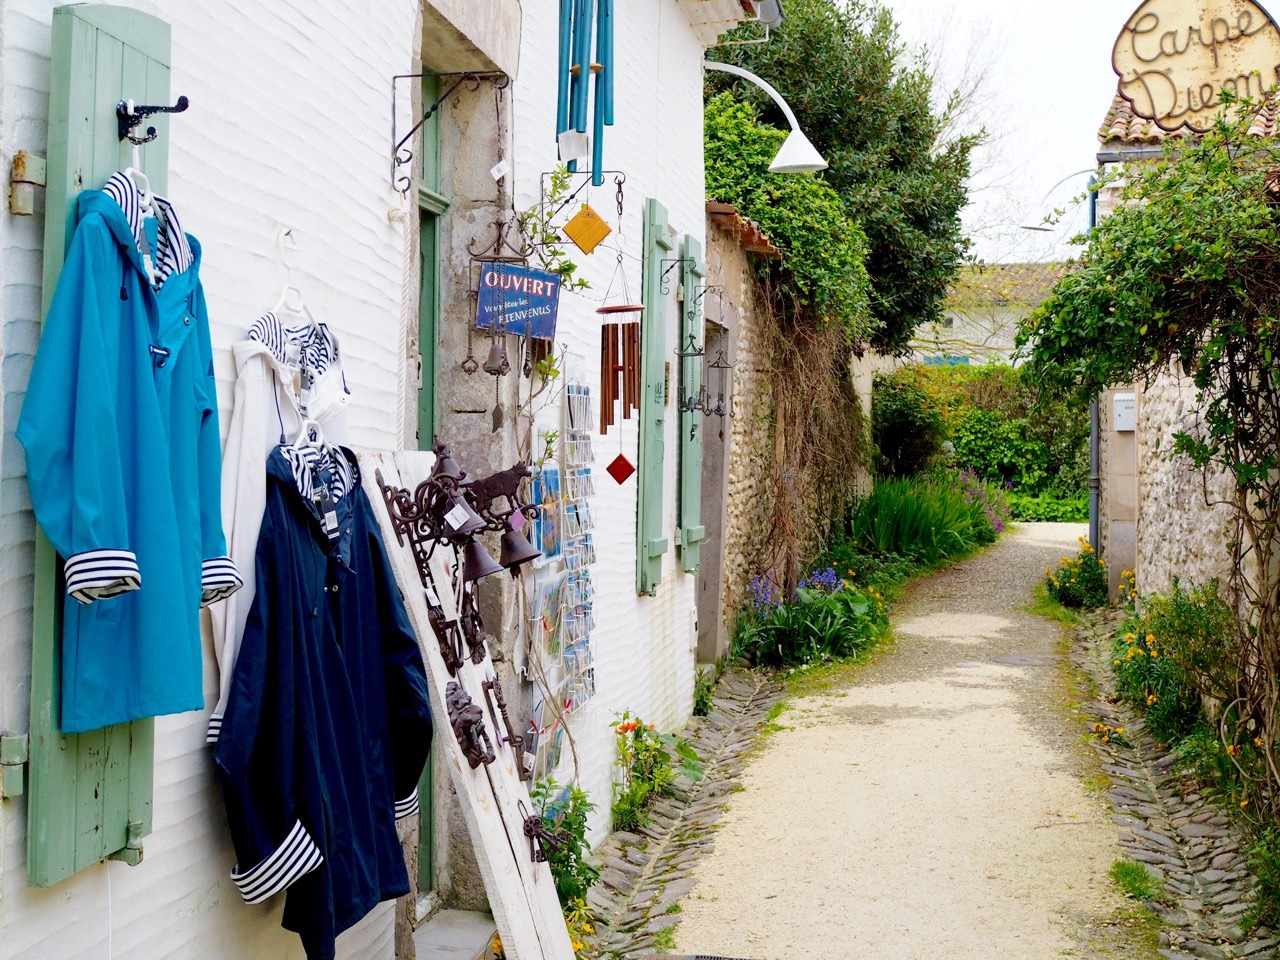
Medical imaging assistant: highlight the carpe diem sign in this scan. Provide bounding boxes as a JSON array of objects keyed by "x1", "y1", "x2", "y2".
[
  {"x1": 475, "y1": 263, "x2": 561, "y2": 341},
  {"x1": 1112, "y1": 0, "x2": 1280, "y2": 133}
]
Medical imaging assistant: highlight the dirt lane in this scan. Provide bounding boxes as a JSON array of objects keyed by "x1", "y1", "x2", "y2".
[{"x1": 675, "y1": 524, "x2": 1149, "y2": 960}]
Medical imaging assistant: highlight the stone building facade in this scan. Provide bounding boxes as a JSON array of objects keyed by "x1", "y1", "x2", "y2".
[{"x1": 1094, "y1": 97, "x2": 1238, "y2": 597}]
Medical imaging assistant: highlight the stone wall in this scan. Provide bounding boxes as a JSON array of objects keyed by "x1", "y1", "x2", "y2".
[
  {"x1": 703, "y1": 220, "x2": 884, "y2": 654},
  {"x1": 1135, "y1": 371, "x2": 1235, "y2": 595}
]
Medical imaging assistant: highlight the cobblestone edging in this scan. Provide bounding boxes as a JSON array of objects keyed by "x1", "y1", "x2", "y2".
[
  {"x1": 1075, "y1": 611, "x2": 1278, "y2": 960},
  {"x1": 585, "y1": 670, "x2": 783, "y2": 959}
]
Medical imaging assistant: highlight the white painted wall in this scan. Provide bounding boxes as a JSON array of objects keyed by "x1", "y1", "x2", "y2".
[
  {"x1": 0, "y1": 1, "x2": 418, "y2": 956},
  {"x1": 510, "y1": 0, "x2": 708, "y2": 844},
  {"x1": 0, "y1": 0, "x2": 720, "y2": 954}
]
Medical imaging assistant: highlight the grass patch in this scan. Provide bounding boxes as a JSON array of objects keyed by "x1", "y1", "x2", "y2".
[
  {"x1": 664, "y1": 900, "x2": 682, "y2": 915},
  {"x1": 652, "y1": 926, "x2": 676, "y2": 952},
  {"x1": 1109, "y1": 858, "x2": 1169, "y2": 903},
  {"x1": 781, "y1": 634, "x2": 898, "y2": 697},
  {"x1": 1027, "y1": 582, "x2": 1080, "y2": 626}
]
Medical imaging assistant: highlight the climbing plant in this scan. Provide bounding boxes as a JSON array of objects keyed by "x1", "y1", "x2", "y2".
[
  {"x1": 704, "y1": 93, "x2": 872, "y2": 338},
  {"x1": 707, "y1": 0, "x2": 978, "y2": 353},
  {"x1": 1019, "y1": 98, "x2": 1280, "y2": 816}
]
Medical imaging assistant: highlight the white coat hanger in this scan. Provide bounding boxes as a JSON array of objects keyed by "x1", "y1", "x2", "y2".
[
  {"x1": 293, "y1": 417, "x2": 328, "y2": 452},
  {"x1": 273, "y1": 228, "x2": 324, "y2": 339}
]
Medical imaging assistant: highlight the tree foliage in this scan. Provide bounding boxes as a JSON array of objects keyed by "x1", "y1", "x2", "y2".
[
  {"x1": 1020, "y1": 101, "x2": 1280, "y2": 815},
  {"x1": 707, "y1": 0, "x2": 978, "y2": 353},
  {"x1": 704, "y1": 93, "x2": 872, "y2": 337}
]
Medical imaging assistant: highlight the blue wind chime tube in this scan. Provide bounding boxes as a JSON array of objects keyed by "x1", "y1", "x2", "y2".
[
  {"x1": 601, "y1": 0, "x2": 614, "y2": 125},
  {"x1": 573, "y1": 0, "x2": 594, "y2": 134},
  {"x1": 557, "y1": 0, "x2": 572, "y2": 145},
  {"x1": 590, "y1": 0, "x2": 610, "y2": 185}
]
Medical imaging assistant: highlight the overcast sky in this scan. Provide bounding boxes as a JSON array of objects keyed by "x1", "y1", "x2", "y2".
[{"x1": 883, "y1": 0, "x2": 1128, "y2": 263}]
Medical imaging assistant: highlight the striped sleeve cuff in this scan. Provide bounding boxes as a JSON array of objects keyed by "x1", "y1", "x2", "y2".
[
  {"x1": 200, "y1": 556, "x2": 243, "y2": 608},
  {"x1": 395, "y1": 788, "x2": 420, "y2": 821},
  {"x1": 230, "y1": 819, "x2": 323, "y2": 904},
  {"x1": 64, "y1": 550, "x2": 141, "y2": 604},
  {"x1": 205, "y1": 713, "x2": 223, "y2": 745}
]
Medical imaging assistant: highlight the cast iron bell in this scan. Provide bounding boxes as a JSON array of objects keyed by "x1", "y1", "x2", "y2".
[
  {"x1": 431, "y1": 444, "x2": 464, "y2": 482},
  {"x1": 499, "y1": 522, "x2": 541, "y2": 570},
  {"x1": 462, "y1": 538, "x2": 504, "y2": 582},
  {"x1": 444, "y1": 493, "x2": 487, "y2": 537},
  {"x1": 482, "y1": 335, "x2": 510, "y2": 376}
]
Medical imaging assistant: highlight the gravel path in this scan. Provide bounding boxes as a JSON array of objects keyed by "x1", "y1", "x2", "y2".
[{"x1": 675, "y1": 523, "x2": 1150, "y2": 960}]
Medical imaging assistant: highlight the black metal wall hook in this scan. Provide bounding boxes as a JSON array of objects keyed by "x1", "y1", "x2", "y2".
[{"x1": 117, "y1": 96, "x2": 189, "y2": 144}]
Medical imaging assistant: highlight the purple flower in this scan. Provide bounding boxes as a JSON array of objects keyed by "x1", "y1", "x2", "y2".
[
  {"x1": 798, "y1": 566, "x2": 840, "y2": 593},
  {"x1": 749, "y1": 574, "x2": 782, "y2": 614}
]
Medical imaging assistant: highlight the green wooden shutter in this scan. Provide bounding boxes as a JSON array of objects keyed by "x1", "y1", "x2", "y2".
[
  {"x1": 27, "y1": 4, "x2": 174, "y2": 886},
  {"x1": 678, "y1": 235, "x2": 706, "y2": 573},
  {"x1": 637, "y1": 199, "x2": 674, "y2": 596}
]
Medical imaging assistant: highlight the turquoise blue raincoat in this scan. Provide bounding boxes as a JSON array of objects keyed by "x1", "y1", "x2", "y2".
[{"x1": 18, "y1": 173, "x2": 239, "y2": 733}]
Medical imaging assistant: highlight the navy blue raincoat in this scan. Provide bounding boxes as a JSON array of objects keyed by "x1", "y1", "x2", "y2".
[{"x1": 213, "y1": 445, "x2": 432, "y2": 960}]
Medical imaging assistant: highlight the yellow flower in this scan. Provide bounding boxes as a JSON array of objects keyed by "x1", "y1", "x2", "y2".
[
  {"x1": 1255, "y1": 738, "x2": 1265, "y2": 748},
  {"x1": 1093, "y1": 723, "x2": 1105, "y2": 732},
  {"x1": 1145, "y1": 633, "x2": 1156, "y2": 644},
  {"x1": 1114, "y1": 659, "x2": 1122, "y2": 665},
  {"x1": 1147, "y1": 694, "x2": 1158, "y2": 705},
  {"x1": 1241, "y1": 798, "x2": 1251, "y2": 809},
  {"x1": 1115, "y1": 727, "x2": 1125, "y2": 734},
  {"x1": 1150, "y1": 650, "x2": 1158, "y2": 658},
  {"x1": 1227, "y1": 744, "x2": 1239, "y2": 757},
  {"x1": 1125, "y1": 632, "x2": 1136, "y2": 643},
  {"x1": 1102, "y1": 735, "x2": 1110, "y2": 743}
]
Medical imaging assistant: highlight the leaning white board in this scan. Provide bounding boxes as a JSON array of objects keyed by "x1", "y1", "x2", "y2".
[{"x1": 361, "y1": 451, "x2": 574, "y2": 960}]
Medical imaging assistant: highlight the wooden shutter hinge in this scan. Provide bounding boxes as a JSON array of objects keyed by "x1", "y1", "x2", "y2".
[
  {"x1": 0, "y1": 734, "x2": 29, "y2": 798},
  {"x1": 108, "y1": 820, "x2": 145, "y2": 866},
  {"x1": 9, "y1": 151, "x2": 46, "y2": 216}
]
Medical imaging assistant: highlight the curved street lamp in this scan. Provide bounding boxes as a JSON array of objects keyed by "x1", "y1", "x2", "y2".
[
  {"x1": 1020, "y1": 167, "x2": 1098, "y2": 232},
  {"x1": 703, "y1": 60, "x2": 828, "y2": 173}
]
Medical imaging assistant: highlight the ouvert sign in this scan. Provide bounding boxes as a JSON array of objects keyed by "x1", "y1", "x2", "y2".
[{"x1": 1113, "y1": 0, "x2": 1280, "y2": 132}]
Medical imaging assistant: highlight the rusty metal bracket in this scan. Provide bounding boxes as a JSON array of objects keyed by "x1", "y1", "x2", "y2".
[
  {"x1": 392, "y1": 72, "x2": 508, "y2": 195},
  {"x1": 446, "y1": 681, "x2": 495, "y2": 769}
]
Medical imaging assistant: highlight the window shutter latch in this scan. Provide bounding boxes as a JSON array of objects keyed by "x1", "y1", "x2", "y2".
[{"x1": 0, "y1": 734, "x2": 29, "y2": 798}]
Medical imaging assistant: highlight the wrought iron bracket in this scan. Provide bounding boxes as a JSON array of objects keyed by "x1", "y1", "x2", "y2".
[
  {"x1": 117, "y1": 96, "x2": 188, "y2": 144},
  {"x1": 392, "y1": 72, "x2": 508, "y2": 195},
  {"x1": 659, "y1": 257, "x2": 694, "y2": 296}
]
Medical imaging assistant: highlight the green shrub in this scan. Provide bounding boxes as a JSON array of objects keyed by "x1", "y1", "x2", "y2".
[
  {"x1": 950, "y1": 408, "x2": 1051, "y2": 491},
  {"x1": 1045, "y1": 537, "x2": 1108, "y2": 608},
  {"x1": 811, "y1": 542, "x2": 922, "y2": 593},
  {"x1": 693, "y1": 669, "x2": 716, "y2": 718},
  {"x1": 1112, "y1": 625, "x2": 1203, "y2": 743},
  {"x1": 877, "y1": 363, "x2": 1090, "y2": 500},
  {"x1": 844, "y1": 472, "x2": 1006, "y2": 563},
  {"x1": 529, "y1": 779, "x2": 599, "y2": 906},
  {"x1": 610, "y1": 712, "x2": 704, "y2": 831},
  {"x1": 872, "y1": 373, "x2": 946, "y2": 477},
  {"x1": 1007, "y1": 491, "x2": 1089, "y2": 522},
  {"x1": 1248, "y1": 827, "x2": 1280, "y2": 929},
  {"x1": 734, "y1": 576, "x2": 889, "y2": 668}
]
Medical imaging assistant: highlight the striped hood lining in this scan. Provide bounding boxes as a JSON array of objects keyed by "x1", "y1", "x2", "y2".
[
  {"x1": 248, "y1": 312, "x2": 339, "y2": 376},
  {"x1": 101, "y1": 172, "x2": 194, "y2": 287},
  {"x1": 279, "y1": 443, "x2": 354, "y2": 505}
]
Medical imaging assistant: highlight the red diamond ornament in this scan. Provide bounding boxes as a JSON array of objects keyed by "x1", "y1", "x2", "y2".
[{"x1": 606, "y1": 454, "x2": 636, "y2": 484}]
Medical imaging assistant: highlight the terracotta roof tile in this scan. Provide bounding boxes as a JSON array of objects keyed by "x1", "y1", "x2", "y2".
[
  {"x1": 1099, "y1": 93, "x2": 1280, "y2": 147},
  {"x1": 705, "y1": 200, "x2": 783, "y2": 259}
]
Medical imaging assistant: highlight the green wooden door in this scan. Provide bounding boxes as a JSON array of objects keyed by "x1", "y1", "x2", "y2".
[
  {"x1": 416, "y1": 74, "x2": 448, "y2": 897},
  {"x1": 637, "y1": 199, "x2": 674, "y2": 596},
  {"x1": 678, "y1": 235, "x2": 706, "y2": 573},
  {"x1": 27, "y1": 4, "x2": 175, "y2": 886}
]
